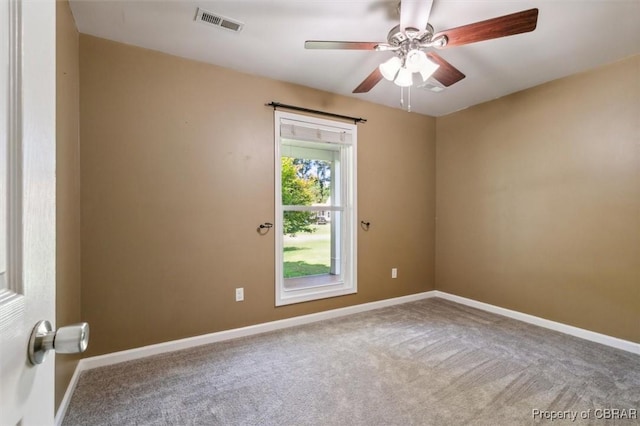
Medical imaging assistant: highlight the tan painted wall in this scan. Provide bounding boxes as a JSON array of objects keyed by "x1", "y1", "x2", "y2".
[
  {"x1": 79, "y1": 35, "x2": 436, "y2": 356},
  {"x1": 55, "y1": 0, "x2": 81, "y2": 411},
  {"x1": 436, "y1": 56, "x2": 640, "y2": 342}
]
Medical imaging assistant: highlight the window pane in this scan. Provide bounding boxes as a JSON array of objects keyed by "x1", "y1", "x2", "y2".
[
  {"x1": 275, "y1": 111, "x2": 356, "y2": 306},
  {"x1": 283, "y1": 219, "x2": 331, "y2": 279},
  {"x1": 281, "y1": 156, "x2": 332, "y2": 207}
]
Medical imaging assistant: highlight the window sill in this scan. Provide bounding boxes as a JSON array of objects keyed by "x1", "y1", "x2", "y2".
[
  {"x1": 276, "y1": 277, "x2": 356, "y2": 306},
  {"x1": 284, "y1": 273, "x2": 342, "y2": 291}
]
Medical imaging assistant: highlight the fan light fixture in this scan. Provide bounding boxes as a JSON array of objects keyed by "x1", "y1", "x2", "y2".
[
  {"x1": 405, "y1": 49, "x2": 427, "y2": 72},
  {"x1": 305, "y1": 7, "x2": 540, "y2": 100},
  {"x1": 379, "y1": 56, "x2": 402, "y2": 81},
  {"x1": 394, "y1": 67, "x2": 413, "y2": 87},
  {"x1": 377, "y1": 50, "x2": 441, "y2": 112},
  {"x1": 419, "y1": 59, "x2": 440, "y2": 81},
  {"x1": 379, "y1": 51, "x2": 440, "y2": 88}
]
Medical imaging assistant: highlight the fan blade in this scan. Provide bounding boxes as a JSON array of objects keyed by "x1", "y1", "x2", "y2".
[
  {"x1": 426, "y1": 52, "x2": 465, "y2": 87},
  {"x1": 401, "y1": 0, "x2": 434, "y2": 31},
  {"x1": 305, "y1": 41, "x2": 382, "y2": 50},
  {"x1": 353, "y1": 68, "x2": 384, "y2": 93},
  {"x1": 434, "y1": 8, "x2": 538, "y2": 48}
]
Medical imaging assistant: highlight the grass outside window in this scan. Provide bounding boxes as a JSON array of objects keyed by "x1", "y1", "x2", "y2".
[{"x1": 283, "y1": 224, "x2": 331, "y2": 278}]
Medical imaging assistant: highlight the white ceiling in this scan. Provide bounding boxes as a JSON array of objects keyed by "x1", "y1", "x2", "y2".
[{"x1": 69, "y1": 0, "x2": 640, "y2": 117}]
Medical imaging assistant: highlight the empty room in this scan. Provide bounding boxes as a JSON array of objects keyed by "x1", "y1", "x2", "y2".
[{"x1": 1, "y1": 0, "x2": 638, "y2": 425}]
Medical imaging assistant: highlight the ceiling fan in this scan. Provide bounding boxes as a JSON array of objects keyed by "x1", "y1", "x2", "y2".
[{"x1": 305, "y1": 1, "x2": 539, "y2": 94}]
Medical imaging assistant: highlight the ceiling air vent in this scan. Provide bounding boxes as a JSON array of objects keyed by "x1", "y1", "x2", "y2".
[
  {"x1": 195, "y1": 8, "x2": 244, "y2": 33},
  {"x1": 417, "y1": 80, "x2": 445, "y2": 93}
]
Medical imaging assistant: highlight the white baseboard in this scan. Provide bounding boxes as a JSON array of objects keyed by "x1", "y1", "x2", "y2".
[
  {"x1": 80, "y1": 291, "x2": 436, "y2": 371},
  {"x1": 56, "y1": 289, "x2": 639, "y2": 425},
  {"x1": 54, "y1": 357, "x2": 83, "y2": 426},
  {"x1": 434, "y1": 291, "x2": 640, "y2": 355},
  {"x1": 55, "y1": 291, "x2": 436, "y2": 424}
]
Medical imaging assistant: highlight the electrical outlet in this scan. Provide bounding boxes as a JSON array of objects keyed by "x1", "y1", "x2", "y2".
[
  {"x1": 235, "y1": 287, "x2": 244, "y2": 302},
  {"x1": 391, "y1": 268, "x2": 397, "y2": 279}
]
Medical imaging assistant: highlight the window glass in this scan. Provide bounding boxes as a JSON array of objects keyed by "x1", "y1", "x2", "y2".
[{"x1": 275, "y1": 112, "x2": 357, "y2": 306}]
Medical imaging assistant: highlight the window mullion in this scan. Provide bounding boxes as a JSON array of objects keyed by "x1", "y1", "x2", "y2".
[{"x1": 283, "y1": 205, "x2": 343, "y2": 212}]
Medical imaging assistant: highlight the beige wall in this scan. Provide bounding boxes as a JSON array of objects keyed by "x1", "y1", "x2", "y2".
[
  {"x1": 55, "y1": 0, "x2": 81, "y2": 411},
  {"x1": 436, "y1": 56, "x2": 640, "y2": 342},
  {"x1": 79, "y1": 35, "x2": 436, "y2": 356},
  {"x1": 76, "y1": 32, "x2": 637, "y2": 361}
]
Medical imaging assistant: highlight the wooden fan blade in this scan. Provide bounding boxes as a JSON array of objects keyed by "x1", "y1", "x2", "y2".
[
  {"x1": 434, "y1": 8, "x2": 538, "y2": 48},
  {"x1": 401, "y1": 0, "x2": 434, "y2": 32},
  {"x1": 353, "y1": 68, "x2": 383, "y2": 93},
  {"x1": 426, "y1": 52, "x2": 465, "y2": 87},
  {"x1": 305, "y1": 41, "x2": 381, "y2": 50}
]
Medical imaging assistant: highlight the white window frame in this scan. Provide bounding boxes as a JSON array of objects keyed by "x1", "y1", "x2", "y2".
[{"x1": 274, "y1": 111, "x2": 357, "y2": 306}]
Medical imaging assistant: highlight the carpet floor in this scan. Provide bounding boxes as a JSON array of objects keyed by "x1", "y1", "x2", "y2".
[{"x1": 62, "y1": 298, "x2": 639, "y2": 425}]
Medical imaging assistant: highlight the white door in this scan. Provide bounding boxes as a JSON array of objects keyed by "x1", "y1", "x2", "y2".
[{"x1": 0, "y1": 0, "x2": 57, "y2": 424}]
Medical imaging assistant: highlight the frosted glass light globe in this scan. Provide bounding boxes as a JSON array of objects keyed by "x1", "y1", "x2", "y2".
[
  {"x1": 394, "y1": 67, "x2": 413, "y2": 87},
  {"x1": 405, "y1": 49, "x2": 428, "y2": 73},
  {"x1": 379, "y1": 56, "x2": 402, "y2": 81}
]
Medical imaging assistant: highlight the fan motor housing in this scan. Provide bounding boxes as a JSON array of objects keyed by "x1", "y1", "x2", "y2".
[{"x1": 387, "y1": 24, "x2": 434, "y2": 47}]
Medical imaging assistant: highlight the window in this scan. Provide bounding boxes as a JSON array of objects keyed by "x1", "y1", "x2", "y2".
[{"x1": 274, "y1": 111, "x2": 357, "y2": 306}]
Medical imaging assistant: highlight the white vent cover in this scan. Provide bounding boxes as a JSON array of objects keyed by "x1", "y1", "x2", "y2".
[
  {"x1": 417, "y1": 80, "x2": 445, "y2": 93},
  {"x1": 195, "y1": 8, "x2": 244, "y2": 33}
]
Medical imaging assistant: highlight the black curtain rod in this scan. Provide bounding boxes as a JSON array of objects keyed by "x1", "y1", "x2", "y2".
[{"x1": 266, "y1": 102, "x2": 367, "y2": 124}]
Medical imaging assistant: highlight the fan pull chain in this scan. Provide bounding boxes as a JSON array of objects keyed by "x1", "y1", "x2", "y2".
[
  {"x1": 400, "y1": 86, "x2": 411, "y2": 112},
  {"x1": 399, "y1": 87, "x2": 412, "y2": 112}
]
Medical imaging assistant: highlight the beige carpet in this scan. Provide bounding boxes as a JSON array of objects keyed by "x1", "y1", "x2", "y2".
[{"x1": 62, "y1": 298, "x2": 639, "y2": 425}]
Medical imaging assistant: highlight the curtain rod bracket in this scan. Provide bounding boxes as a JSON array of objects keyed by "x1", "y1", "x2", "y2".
[{"x1": 266, "y1": 102, "x2": 367, "y2": 124}]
